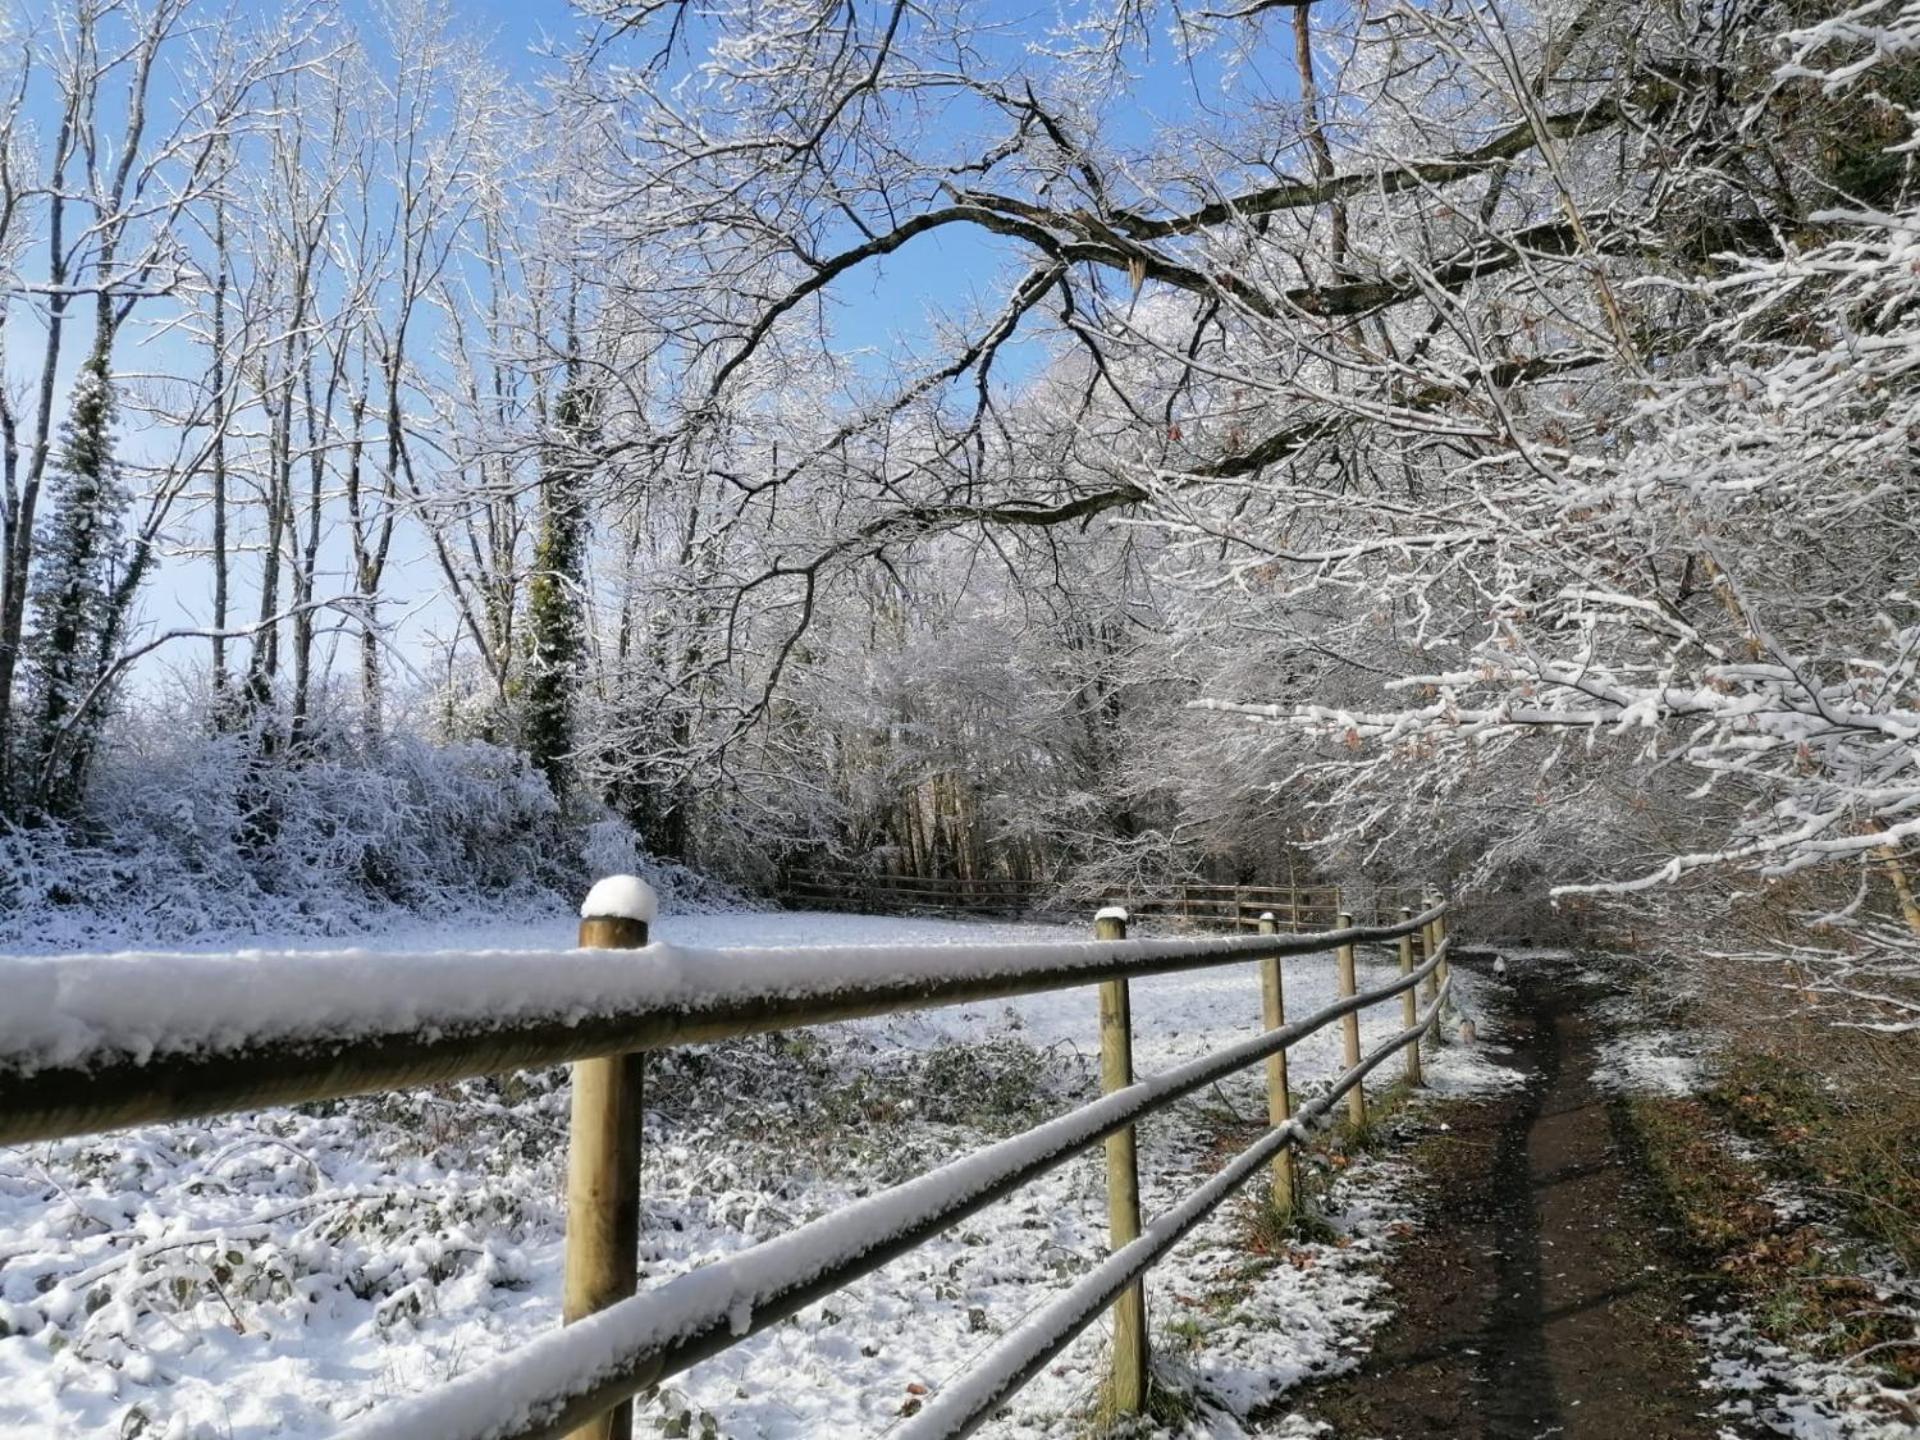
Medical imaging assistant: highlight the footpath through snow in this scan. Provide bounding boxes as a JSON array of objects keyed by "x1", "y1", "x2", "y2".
[{"x1": 1288, "y1": 952, "x2": 1918, "y2": 1440}]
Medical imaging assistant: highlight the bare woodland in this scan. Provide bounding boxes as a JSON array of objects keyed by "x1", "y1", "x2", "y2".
[{"x1": 0, "y1": 0, "x2": 1913, "y2": 1034}]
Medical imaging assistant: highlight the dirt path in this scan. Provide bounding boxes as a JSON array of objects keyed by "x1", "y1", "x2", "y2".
[{"x1": 1282, "y1": 960, "x2": 1720, "y2": 1439}]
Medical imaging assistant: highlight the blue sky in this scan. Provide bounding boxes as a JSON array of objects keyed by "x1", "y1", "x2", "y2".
[
  {"x1": 9, "y1": 0, "x2": 1305, "y2": 693},
  {"x1": 432, "y1": 0, "x2": 1300, "y2": 361}
]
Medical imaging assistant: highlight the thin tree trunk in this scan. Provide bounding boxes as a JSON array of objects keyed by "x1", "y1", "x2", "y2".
[
  {"x1": 209, "y1": 196, "x2": 230, "y2": 713},
  {"x1": 290, "y1": 354, "x2": 326, "y2": 743},
  {"x1": 1292, "y1": 6, "x2": 1348, "y2": 275},
  {"x1": 0, "y1": 109, "x2": 78, "y2": 811}
]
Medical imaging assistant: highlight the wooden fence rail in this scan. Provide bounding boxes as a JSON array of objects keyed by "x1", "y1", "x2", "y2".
[
  {"x1": 0, "y1": 881, "x2": 1452, "y2": 1440},
  {"x1": 780, "y1": 867, "x2": 1420, "y2": 933},
  {"x1": 1108, "y1": 885, "x2": 1423, "y2": 932},
  {"x1": 781, "y1": 869, "x2": 1047, "y2": 914}
]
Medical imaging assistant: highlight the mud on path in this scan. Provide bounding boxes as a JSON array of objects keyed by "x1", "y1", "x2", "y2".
[{"x1": 1280, "y1": 960, "x2": 1720, "y2": 1439}]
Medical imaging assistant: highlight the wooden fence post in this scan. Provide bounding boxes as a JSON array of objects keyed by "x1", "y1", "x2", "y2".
[
  {"x1": 1419, "y1": 912, "x2": 1439, "y2": 1010},
  {"x1": 1094, "y1": 906, "x2": 1148, "y2": 1416},
  {"x1": 1257, "y1": 912, "x2": 1295, "y2": 1216},
  {"x1": 1336, "y1": 911, "x2": 1366, "y2": 1129},
  {"x1": 565, "y1": 878, "x2": 654, "y2": 1440},
  {"x1": 1399, "y1": 907, "x2": 1422, "y2": 1087},
  {"x1": 1432, "y1": 899, "x2": 1450, "y2": 992}
]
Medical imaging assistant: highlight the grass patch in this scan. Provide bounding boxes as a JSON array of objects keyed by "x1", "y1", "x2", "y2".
[
  {"x1": 1617, "y1": 1092, "x2": 1917, "y2": 1390},
  {"x1": 1092, "y1": 1369, "x2": 1210, "y2": 1435},
  {"x1": 1225, "y1": 1071, "x2": 1429, "y2": 1266},
  {"x1": 1244, "y1": 1190, "x2": 1340, "y2": 1250},
  {"x1": 1335, "y1": 1075, "x2": 1421, "y2": 1154},
  {"x1": 1619, "y1": 1095, "x2": 1779, "y2": 1261},
  {"x1": 1708, "y1": 1051, "x2": 1920, "y2": 1273}
]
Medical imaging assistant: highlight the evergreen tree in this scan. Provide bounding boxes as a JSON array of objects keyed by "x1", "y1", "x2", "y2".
[
  {"x1": 26, "y1": 355, "x2": 128, "y2": 816},
  {"x1": 521, "y1": 372, "x2": 595, "y2": 804}
]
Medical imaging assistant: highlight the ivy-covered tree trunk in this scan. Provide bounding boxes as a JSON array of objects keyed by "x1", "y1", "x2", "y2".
[
  {"x1": 522, "y1": 374, "x2": 595, "y2": 805},
  {"x1": 26, "y1": 352, "x2": 127, "y2": 817}
]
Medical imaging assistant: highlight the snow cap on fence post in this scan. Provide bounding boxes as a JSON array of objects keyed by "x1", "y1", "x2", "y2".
[
  {"x1": 1094, "y1": 904, "x2": 1128, "y2": 926},
  {"x1": 581, "y1": 874, "x2": 658, "y2": 927}
]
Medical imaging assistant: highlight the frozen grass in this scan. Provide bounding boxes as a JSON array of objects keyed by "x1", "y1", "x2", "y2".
[
  {"x1": 1595, "y1": 958, "x2": 1919, "y2": 1438},
  {"x1": 1621, "y1": 1093, "x2": 1919, "y2": 1439},
  {"x1": 0, "y1": 910, "x2": 1501, "y2": 1439}
]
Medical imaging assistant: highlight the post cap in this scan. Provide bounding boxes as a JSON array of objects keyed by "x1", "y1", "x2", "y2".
[
  {"x1": 581, "y1": 874, "x2": 658, "y2": 923},
  {"x1": 1095, "y1": 905, "x2": 1129, "y2": 923},
  {"x1": 1259, "y1": 911, "x2": 1275, "y2": 921}
]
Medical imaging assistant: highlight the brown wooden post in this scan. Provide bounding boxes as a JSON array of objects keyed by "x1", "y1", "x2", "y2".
[
  {"x1": 1336, "y1": 911, "x2": 1366, "y2": 1128},
  {"x1": 1420, "y1": 911, "x2": 1440, "y2": 1008},
  {"x1": 1094, "y1": 906, "x2": 1147, "y2": 1415},
  {"x1": 1257, "y1": 912, "x2": 1295, "y2": 1215},
  {"x1": 1399, "y1": 907, "x2": 1422, "y2": 1087},
  {"x1": 565, "y1": 878, "x2": 654, "y2": 1440},
  {"x1": 1432, "y1": 898, "x2": 1450, "y2": 991}
]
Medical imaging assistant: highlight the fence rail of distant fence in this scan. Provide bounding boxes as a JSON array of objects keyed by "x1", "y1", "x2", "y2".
[
  {"x1": 0, "y1": 881, "x2": 1453, "y2": 1440},
  {"x1": 781, "y1": 868, "x2": 1421, "y2": 931}
]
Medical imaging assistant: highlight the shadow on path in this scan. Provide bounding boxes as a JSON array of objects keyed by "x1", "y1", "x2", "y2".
[{"x1": 1273, "y1": 959, "x2": 1718, "y2": 1439}]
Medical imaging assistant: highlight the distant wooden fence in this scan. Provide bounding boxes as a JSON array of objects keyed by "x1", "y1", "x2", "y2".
[
  {"x1": 1101, "y1": 882, "x2": 1422, "y2": 931},
  {"x1": 781, "y1": 868, "x2": 1046, "y2": 914},
  {"x1": 0, "y1": 887, "x2": 1454, "y2": 1440},
  {"x1": 782, "y1": 868, "x2": 1420, "y2": 931}
]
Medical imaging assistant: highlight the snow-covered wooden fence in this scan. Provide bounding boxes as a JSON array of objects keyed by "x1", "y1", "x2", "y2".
[
  {"x1": 0, "y1": 881, "x2": 1452, "y2": 1440},
  {"x1": 1107, "y1": 881, "x2": 1344, "y2": 930},
  {"x1": 782, "y1": 868, "x2": 1048, "y2": 915},
  {"x1": 1102, "y1": 882, "x2": 1424, "y2": 931},
  {"x1": 778, "y1": 868, "x2": 1419, "y2": 934}
]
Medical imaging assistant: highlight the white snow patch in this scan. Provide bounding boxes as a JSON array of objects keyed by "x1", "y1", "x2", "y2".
[
  {"x1": 1592, "y1": 1028, "x2": 1705, "y2": 1097},
  {"x1": 1094, "y1": 905, "x2": 1129, "y2": 923},
  {"x1": 1698, "y1": 1309, "x2": 1918, "y2": 1440},
  {"x1": 1690, "y1": 1130, "x2": 1920, "y2": 1440},
  {"x1": 1586, "y1": 986, "x2": 1711, "y2": 1098},
  {"x1": 1423, "y1": 967, "x2": 1528, "y2": 1095}
]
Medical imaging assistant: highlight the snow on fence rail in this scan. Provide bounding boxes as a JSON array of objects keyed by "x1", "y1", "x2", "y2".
[
  {"x1": 0, "y1": 910, "x2": 1440, "y2": 1145},
  {"x1": 0, "y1": 882, "x2": 1455, "y2": 1440}
]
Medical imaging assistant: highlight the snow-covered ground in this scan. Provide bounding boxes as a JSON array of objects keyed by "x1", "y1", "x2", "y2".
[
  {"x1": 1577, "y1": 971, "x2": 1714, "y2": 1100},
  {"x1": 0, "y1": 909, "x2": 1501, "y2": 1439},
  {"x1": 1591, "y1": 1023, "x2": 1709, "y2": 1099}
]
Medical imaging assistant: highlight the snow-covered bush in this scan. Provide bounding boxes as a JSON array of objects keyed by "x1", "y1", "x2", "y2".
[{"x1": 0, "y1": 687, "x2": 647, "y2": 949}]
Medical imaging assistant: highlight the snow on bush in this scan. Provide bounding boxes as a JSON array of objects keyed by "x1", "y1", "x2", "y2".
[
  {"x1": 578, "y1": 821, "x2": 748, "y2": 916},
  {"x1": 0, "y1": 693, "x2": 743, "y2": 953}
]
